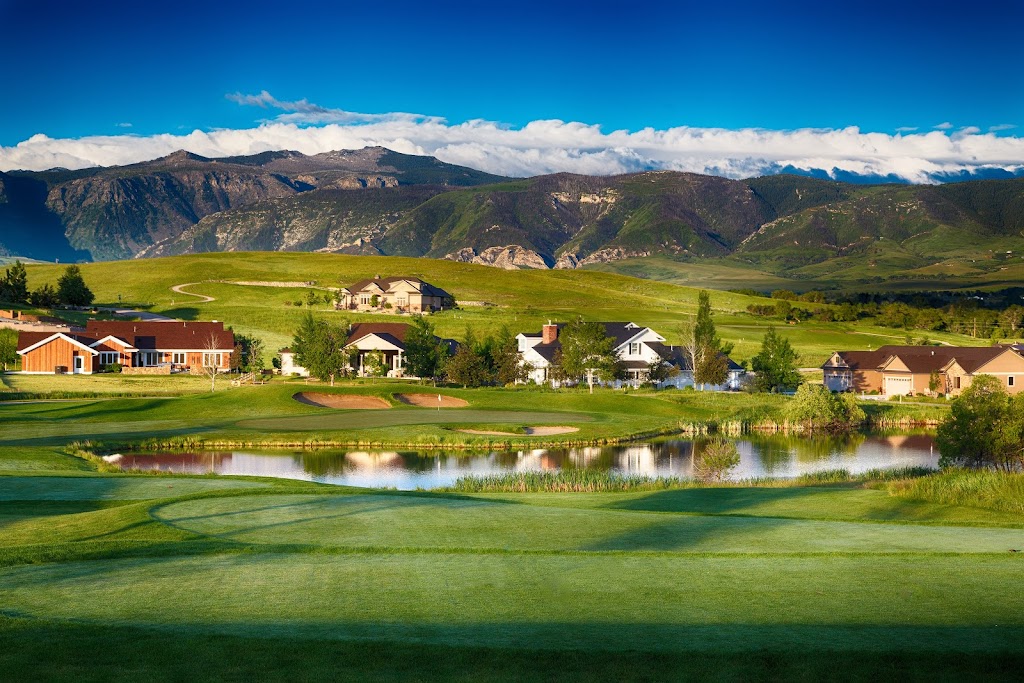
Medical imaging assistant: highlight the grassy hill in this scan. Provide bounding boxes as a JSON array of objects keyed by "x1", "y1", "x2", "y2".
[{"x1": 22, "y1": 252, "x2": 988, "y2": 364}]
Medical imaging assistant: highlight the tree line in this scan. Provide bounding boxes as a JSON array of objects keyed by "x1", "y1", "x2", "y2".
[{"x1": 0, "y1": 261, "x2": 94, "y2": 308}]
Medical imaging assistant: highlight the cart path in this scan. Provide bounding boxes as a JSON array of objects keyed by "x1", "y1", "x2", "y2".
[{"x1": 170, "y1": 283, "x2": 216, "y2": 303}]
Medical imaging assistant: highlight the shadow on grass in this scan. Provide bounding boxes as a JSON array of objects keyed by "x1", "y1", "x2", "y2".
[
  {"x1": 2, "y1": 616, "x2": 1024, "y2": 682},
  {"x1": 157, "y1": 307, "x2": 200, "y2": 321}
]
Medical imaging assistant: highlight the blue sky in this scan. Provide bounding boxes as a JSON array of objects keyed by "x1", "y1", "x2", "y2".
[{"x1": 1, "y1": 0, "x2": 1022, "y2": 180}]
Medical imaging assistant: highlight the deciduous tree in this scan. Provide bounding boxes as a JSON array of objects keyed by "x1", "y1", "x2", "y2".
[
  {"x1": 404, "y1": 316, "x2": 448, "y2": 382},
  {"x1": 751, "y1": 326, "x2": 801, "y2": 393},
  {"x1": 937, "y1": 375, "x2": 1024, "y2": 471},
  {"x1": 692, "y1": 438, "x2": 741, "y2": 482},
  {"x1": 292, "y1": 313, "x2": 348, "y2": 386},
  {"x1": 444, "y1": 327, "x2": 491, "y2": 387},
  {"x1": 0, "y1": 328, "x2": 18, "y2": 372},
  {"x1": 559, "y1": 319, "x2": 622, "y2": 393},
  {"x1": 786, "y1": 384, "x2": 865, "y2": 432}
]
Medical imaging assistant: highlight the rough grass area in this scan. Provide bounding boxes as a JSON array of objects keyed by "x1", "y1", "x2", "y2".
[{"x1": 889, "y1": 469, "x2": 1024, "y2": 514}]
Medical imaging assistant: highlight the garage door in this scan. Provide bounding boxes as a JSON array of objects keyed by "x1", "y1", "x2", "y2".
[{"x1": 884, "y1": 376, "x2": 913, "y2": 397}]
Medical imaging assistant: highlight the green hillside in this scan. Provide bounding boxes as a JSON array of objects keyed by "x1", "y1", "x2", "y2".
[{"x1": 22, "y1": 252, "x2": 986, "y2": 365}]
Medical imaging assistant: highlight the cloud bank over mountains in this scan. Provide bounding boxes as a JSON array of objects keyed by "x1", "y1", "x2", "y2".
[{"x1": 1, "y1": 91, "x2": 1021, "y2": 183}]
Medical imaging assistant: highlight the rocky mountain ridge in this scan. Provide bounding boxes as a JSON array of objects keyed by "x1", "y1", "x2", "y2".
[{"x1": 2, "y1": 147, "x2": 1023, "y2": 279}]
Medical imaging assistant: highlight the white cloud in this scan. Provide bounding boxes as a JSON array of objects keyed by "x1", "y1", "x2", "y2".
[
  {"x1": 115, "y1": 122, "x2": 133, "y2": 128},
  {"x1": 225, "y1": 90, "x2": 433, "y2": 125},
  {"x1": 990, "y1": 124, "x2": 1017, "y2": 132},
  {"x1": 933, "y1": 122, "x2": 954, "y2": 130},
  {"x1": 1, "y1": 95, "x2": 1023, "y2": 184},
  {"x1": 895, "y1": 126, "x2": 918, "y2": 132}
]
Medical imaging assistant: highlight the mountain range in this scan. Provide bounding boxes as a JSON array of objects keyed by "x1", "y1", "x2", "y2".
[{"x1": 2, "y1": 146, "x2": 1023, "y2": 284}]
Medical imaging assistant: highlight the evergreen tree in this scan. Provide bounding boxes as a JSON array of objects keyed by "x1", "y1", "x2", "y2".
[
  {"x1": 677, "y1": 291, "x2": 731, "y2": 390},
  {"x1": 490, "y1": 325, "x2": 527, "y2": 385},
  {"x1": 750, "y1": 326, "x2": 801, "y2": 393},
  {"x1": 56, "y1": 265, "x2": 94, "y2": 306},
  {"x1": 29, "y1": 283, "x2": 58, "y2": 308},
  {"x1": 0, "y1": 260, "x2": 28, "y2": 304}
]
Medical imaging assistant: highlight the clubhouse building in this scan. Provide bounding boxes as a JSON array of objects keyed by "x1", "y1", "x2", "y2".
[{"x1": 16, "y1": 320, "x2": 235, "y2": 375}]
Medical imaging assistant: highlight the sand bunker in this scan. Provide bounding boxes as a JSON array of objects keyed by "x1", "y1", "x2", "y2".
[
  {"x1": 294, "y1": 392, "x2": 391, "y2": 410},
  {"x1": 457, "y1": 426, "x2": 579, "y2": 436},
  {"x1": 396, "y1": 393, "x2": 469, "y2": 408}
]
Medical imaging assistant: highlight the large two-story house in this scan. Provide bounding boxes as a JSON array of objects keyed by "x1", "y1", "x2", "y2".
[
  {"x1": 336, "y1": 276, "x2": 452, "y2": 314},
  {"x1": 17, "y1": 320, "x2": 234, "y2": 375},
  {"x1": 516, "y1": 321, "x2": 744, "y2": 389}
]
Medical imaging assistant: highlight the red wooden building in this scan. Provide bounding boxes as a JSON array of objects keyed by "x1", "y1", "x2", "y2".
[{"x1": 17, "y1": 320, "x2": 234, "y2": 375}]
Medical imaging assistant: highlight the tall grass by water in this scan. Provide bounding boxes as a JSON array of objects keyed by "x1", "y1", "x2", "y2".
[
  {"x1": 439, "y1": 466, "x2": 938, "y2": 493},
  {"x1": 889, "y1": 468, "x2": 1024, "y2": 514}
]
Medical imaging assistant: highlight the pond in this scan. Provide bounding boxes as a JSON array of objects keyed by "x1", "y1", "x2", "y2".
[{"x1": 108, "y1": 432, "x2": 939, "y2": 490}]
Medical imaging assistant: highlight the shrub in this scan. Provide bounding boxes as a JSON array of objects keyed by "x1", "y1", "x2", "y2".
[
  {"x1": 787, "y1": 384, "x2": 865, "y2": 432},
  {"x1": 692, "y1": 438, "x2": 740, "y2": 482}
]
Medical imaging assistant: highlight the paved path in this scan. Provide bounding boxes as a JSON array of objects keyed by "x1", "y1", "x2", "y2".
[{"x1": 170, "y1": 283, "x2": 216, "y2": 303}]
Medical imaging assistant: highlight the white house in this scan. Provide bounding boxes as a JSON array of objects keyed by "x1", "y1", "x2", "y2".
[
  {"x1": 516, "y1": 321, "x2": 744, "y2": 390},
  {"x1": 345, "y1": 322, "x2": 457, "y2": 378},
  {"x1": 279, "y1": 348, "x2": 308, "y2": 377}
]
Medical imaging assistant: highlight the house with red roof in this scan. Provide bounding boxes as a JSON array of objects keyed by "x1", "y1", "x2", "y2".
[{"x1": 17, "y1": 320, "x2": 234, "y2": 375}]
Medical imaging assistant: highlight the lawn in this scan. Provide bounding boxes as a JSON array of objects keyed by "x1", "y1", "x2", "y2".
[{"x1": 1, "y1": 470, "x2": 1023, "y2": 680}]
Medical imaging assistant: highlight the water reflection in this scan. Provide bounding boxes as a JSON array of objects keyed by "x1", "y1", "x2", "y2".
[{"x1": 112, "y1": 432, "x2": 939, "y2": 491}]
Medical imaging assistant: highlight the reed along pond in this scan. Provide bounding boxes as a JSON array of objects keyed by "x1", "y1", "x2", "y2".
[{"x1": 109, "y1": 433, "x2": 938, "y2": 490}]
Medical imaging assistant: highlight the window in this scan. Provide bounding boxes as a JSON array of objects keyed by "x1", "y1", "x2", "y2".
[
  {"x1": 628, "y1": 343, "x2": 640, "y2": 356},
  {"x1": 1010, "y1": 376, "x2": 1015, "y2": 387},
  {"x1": 955, "y1": 376, "x2": 961, "y2": 389},
  {"x1": 172, "y1": 352, "x2": 186, "y2": 364},
  {"x1": 99, "y1": 352, "x2": 118, "y2": 365},
  {"x1": 360, "y1": 296, "x2": 370, "y2": 305},
  {"x1": 203, "y1": 352, "x2": 222, "y2": 368}
]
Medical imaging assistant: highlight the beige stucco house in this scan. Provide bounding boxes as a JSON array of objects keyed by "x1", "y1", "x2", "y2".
[
  {"x1": 336, "y1": 276, "x2": 452, "y2": 314},
  {"x1": 822, "y1": 345, "x2": 1024, "y2": 397}
]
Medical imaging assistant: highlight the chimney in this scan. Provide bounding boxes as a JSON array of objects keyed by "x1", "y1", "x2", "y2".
[{"x1": 542, "y1": 321, "x2": 558, "y2": 345}]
